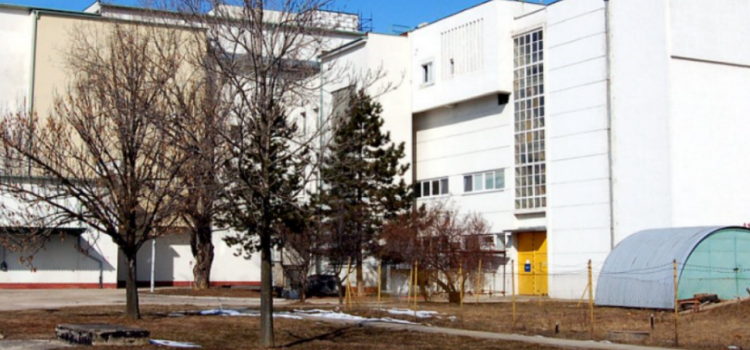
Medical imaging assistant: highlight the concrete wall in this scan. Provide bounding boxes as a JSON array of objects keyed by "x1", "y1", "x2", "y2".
[
  {"x1": 608, "y1": 0, "x2": 673, "y2": 243},
  {"x1": 410, "y1": 1, "x2": 542, "y2": 113},
  {"x1": 0, "y1": 7, "x2": 32, "y2": 114},
  {"x1": 544, "y1": 0, "x2": 611, "y2": 298},
  {"x1": 667, "y1": 0, "x2": 750, "y2": 228},
  {"x1": 0, "y1": 231, "x2": 119, "y2": 288},
  {"x1": 122, "y1": 231, "x2": 263, "y2": 287}
]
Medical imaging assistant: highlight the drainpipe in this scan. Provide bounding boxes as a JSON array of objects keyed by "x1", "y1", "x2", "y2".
[
  {"x1": 77, "y1": 235, "x2": 104, "y2": 289},
  {"x1": 604, "y1": 0, "x2": 615, "y2": 250},
  {"x1": 150, "y1": 237, "x2": 156, "y2": 293},
  {"x1": 1, "y1": 246, "x2": 7, "y2": 272},
  {"x1": 27, "y1": 10, "x2": 40, "y2": 176}
]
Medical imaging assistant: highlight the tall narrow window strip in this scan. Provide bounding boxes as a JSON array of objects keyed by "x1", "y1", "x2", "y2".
[{"x1": 513, "y1": 29, "x2": 546, "y2": 211}]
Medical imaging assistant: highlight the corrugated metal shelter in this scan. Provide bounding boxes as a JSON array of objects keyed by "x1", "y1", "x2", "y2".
[{"x1": 596, "y1": 226, "x2": 750, "y2": 309}]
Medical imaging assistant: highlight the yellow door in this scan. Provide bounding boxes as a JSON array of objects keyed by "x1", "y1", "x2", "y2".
[{"x1": 517, "y1": 232, "x2": 548, "y2": 295}]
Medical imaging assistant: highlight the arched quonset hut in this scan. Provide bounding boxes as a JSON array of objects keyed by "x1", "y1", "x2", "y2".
[{"x1": 596, "y1": 226, "x2": 750, "y2": 309}]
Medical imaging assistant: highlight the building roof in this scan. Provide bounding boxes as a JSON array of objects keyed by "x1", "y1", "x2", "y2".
[{"x1": 596, "y1": 226, "x2": 746, "y2": 309}]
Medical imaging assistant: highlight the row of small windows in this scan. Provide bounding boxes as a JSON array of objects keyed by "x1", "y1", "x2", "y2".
[
  {"x1": 414, "y1": 170, "x2": 505, "y2": 198},
  {"x1": 464, "y1": 170, "x2": 505, "y2": 193},
  {"x1": 415, "y1": 177, "x2": 449, "y2": 198}
]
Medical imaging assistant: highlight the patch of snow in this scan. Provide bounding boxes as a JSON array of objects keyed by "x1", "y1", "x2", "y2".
[
  {"x1": 150, "y1": 339, "x2": 201, "y2": 348},
  {"x1": 196, "y1": 309, "x2": 301, "y2": 319},
  {"x1": 200, "y1": 309, "x2": 243, "y2": 316},
  {"x1": 383, "y1": 308, "x2": 438, "y2": 319},
  {"x1": 294, "y1": 309, "x2": 417, "y2": 325}
]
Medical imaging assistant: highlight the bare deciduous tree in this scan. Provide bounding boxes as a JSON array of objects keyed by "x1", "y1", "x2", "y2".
[
  {"x1": 0, "y1": 22, "x2": 192, "y2": 319},
  {"x1": 380, "y1": 202, "x2": 493, "y2": 303},
  {"x1": 166, "y1": 0, "x2": 346, "y2": 346},
  {"x1": 159, "y1": 35, "x2": 230, "y2": 290}
]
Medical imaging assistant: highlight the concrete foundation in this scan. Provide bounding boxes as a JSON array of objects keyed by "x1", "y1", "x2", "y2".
[{"x1": 56, "y1": 324, "x2": 149, "y2": 346}]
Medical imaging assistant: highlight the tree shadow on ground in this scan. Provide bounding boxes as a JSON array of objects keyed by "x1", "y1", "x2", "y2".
[{"x1": 281, "y1": 325, "x2": 356, "y2": 348}]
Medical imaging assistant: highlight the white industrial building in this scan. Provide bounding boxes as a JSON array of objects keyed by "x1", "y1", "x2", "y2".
[
  {"x1": 0, "y1": 1, "x2": 362, "y2": 289},
  {"x1": 1, "y1": 0, "x2": 749, "y2": 300},
  {"x1": 323, "y1": 0, "x2": 750, "y2": 299}
]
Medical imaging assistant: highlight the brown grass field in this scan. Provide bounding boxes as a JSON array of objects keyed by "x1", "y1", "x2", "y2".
[
  {"x1": 2, "y1": 297, "x2": 749, "y2": 349},
  {"x1": 345, "y1": 298, "x2": 750, "y2": 349},
  {"x1": 0, "y1": 304, "x2": 577, "y2": 350}
]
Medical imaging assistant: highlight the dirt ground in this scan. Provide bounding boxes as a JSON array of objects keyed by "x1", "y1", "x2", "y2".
[
  {"x1": 152, "y1": 287, "x2": 262, "y2": 298},
  {"x1": 0, "y1": 305, "x2": 573, "y2": 350},
  {"x1": 345, "y1": 299, "x2": 750, "y2": 350}
]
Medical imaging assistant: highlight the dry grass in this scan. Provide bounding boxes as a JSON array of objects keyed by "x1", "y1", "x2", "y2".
[
  {"x1": 344, "y1": 299, "x2": 750, "y2": 349},
  {"x1": 0, "y1": 305, "x2": 570, "y2": 350}
]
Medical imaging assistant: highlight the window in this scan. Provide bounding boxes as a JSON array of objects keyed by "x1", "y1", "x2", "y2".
[
  {"x1": 331, "y1": 85, "x2": 355, "y2": 122},
  {"x1": 415, "y1": 177, "x2": 449, "y2": 198},
  {"x1": 463, "y1": 169, "x2": 505, "y2": 193},
  {"x1": 421, "y1": 62, "x2": 434, "y2": 85},
  {"x1": 514, "y1": 29, "x2": 546, "y2": 210}
]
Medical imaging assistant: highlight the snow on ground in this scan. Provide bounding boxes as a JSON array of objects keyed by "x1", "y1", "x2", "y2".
[
  {"x1": 293, "y1": 309, "x2": 416, "y2": 324},
  {"x1": 198, "y1": 309, "x2": 302, "y2": 319},
  {"x1": 150, "y1": 339, "x2": 201, "y2": 348},
  {"x1": 383, "y1": 308, "x2": 439, "y2": 319},
  {"x1": 178, "y1": 308, "x2": 452, "y2": 325}
]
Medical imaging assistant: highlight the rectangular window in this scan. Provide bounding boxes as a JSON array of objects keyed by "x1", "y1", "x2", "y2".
[
  {"x1": 464, "y1": 176, "x2": 472, "y2": 192},
  {"x1": 513, "y1": 29, "x2": 546, "y2": 210},
  {"x1": 473, "y1": 174, "x2": 484, "y2": 192},
  {"x1": 417, "y1": 177, "x2": 449, "y2": 198},
  {"x1": 422, "y1": 62, "x2": 434, "y2": 85},
  {"x1": 464, "y1": 170, "x2": 505, "y2": 194}
]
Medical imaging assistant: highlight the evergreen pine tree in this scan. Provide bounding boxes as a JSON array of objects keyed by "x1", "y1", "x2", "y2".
[{"x1": 315, "y1": 88, "x2": 411, "y2": 298}]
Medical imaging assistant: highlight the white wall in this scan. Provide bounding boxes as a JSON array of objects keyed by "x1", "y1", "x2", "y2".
[
  {"x1": 609, "y1": 0, "x2": 673, "y2": 243},
  {"x1": 0, "y1": 231, "x2": 119, "y2": 288},
  {"x1": 667, "y1": 0, "x2": 750, "y2": 228},
  {"x1": 124, "y1": 231, "x2": 263, "y2": 286},
  {"x1": 411, "y1": 1, "x2": 541, "y2": 113},
  {"x1": 544, "y1": 0, "x2": 611, "y2": 298},
  {"x1": 0, "y1": 7, "x2": 32, "y2": 114}
]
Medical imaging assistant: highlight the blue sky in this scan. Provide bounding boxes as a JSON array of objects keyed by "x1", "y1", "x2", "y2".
[{"x1": 1, "y1": 0, "x2": 551, "y2": 33}]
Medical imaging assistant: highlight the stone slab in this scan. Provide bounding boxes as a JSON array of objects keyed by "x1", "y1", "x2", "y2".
[{"x1": 56, "y1": 324, "x2": 150, "y2": 346}]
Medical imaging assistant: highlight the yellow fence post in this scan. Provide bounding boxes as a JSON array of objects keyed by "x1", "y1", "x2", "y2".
[
  {"x1": 414, "y1": 260, "x2": 419, "y2": 311},
  {"x1": 346, "y1": 257, "x2": 352, "y2": 309},
  {"x1": 407, "y1": 264, "x2": 413, "y2": 308},
  {"x1": 377, "y1": 259, "x2": 382, "y2": 308},
  {"x1": 476, "y1": 259, "x2": 482, "y2": 304},
  {"x1": 588, "y1": 259, "x2": 594, "y2": 338},
  {"x1": 511, "y1": 260, "x2": 516, "y2": 328},
  {"x1": 674, "y1": 259, "x2": 679, "y2": 347},
  {"x1": 459, "y1": 262, "x2": 464, "y2": 308}
]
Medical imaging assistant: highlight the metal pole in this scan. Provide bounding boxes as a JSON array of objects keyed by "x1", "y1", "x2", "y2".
[
  {"x1": 674, "y1": 259, "x2": 679, "y2": 347},
  {"x1": 346, "y1": 257, "x2": 352, "y2": 309},
  {"x1": 459, "y1": 262, "x2": 463, "y2": 308},
  {"x1": 377, "y1": 259, "x2": 382, "y2": 308},
  {"x1": 414, "y1": 260, "x2": 419, "y2": 310},
  {"x1": 407, "y1": 265, "x2": 414, "y2": 308},
  {"x1": 476, "y1": 259, "x2": 482, "y2": 304},
  {"x1": 588, "y1": 259, "x2": 594, "y2": 338},
  {"x1": 511, "y1": 260, "x2": 516, "y2": 328},
  {"x1": 150, "y1": 238, "x2": 156, "y2": 293}
]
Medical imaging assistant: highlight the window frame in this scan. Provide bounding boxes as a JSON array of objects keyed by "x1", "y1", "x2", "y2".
[
  {"x1": 421, "y1": 61, "x2": 434, "y2": 86},
  {"x1": 463, "y1": 169, "x2": 505, "y2": 194},
  {"x1": 415, "y1": 177, "x2": 449, "y2": 198}
]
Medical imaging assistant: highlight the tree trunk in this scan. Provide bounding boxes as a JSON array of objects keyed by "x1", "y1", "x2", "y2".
[
  {"x1": 259, "y1": 232, "x2": 274, "y2": 348},
  {"x1": 125, "y1": 252, "x2": 141, "y2": 320},
  {"x1": 191, "y1": 225, "x2": 214, "y2": 290},
  {"x1": 356, "y1": 253, "x2": 365, "y2": 297}
]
